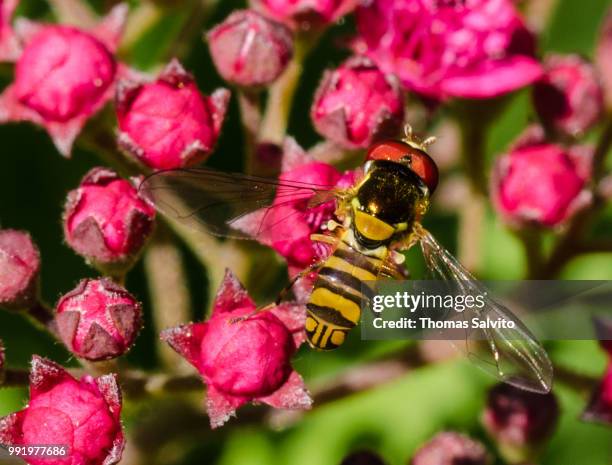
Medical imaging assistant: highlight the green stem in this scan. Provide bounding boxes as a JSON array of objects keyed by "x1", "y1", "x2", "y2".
[
  {"x1": 237, "y1": 89, "x2": 263, "y2": 175},
  {"x1": 459, "y1": 118, "x2": 489, "y2": 196},
  {"x1": 515, "y1": 228, "x2": 545, "y2": 279},
  {"x1": 143, "y1": 225, "x2": 193, "y2": 369},
  {"x1": 592, "y1": 118, "x2": 612, "y2": 182},
  {"x1": 166, "y1": 218, "x2": 250, "y2": 308},
  {"x1": 25, "y1": 300, "x2": 58, "y2": 337},
  {"x1": 48, "y1": 0, "x2": 97, "y2": 27},
  {"x1": 457, "y1": 117, "x2": 489, "y2": 272},
  {"x1": 120, "y1": 2, "x2": 164, "y2": 54},
  {"x1": 258, "y1": 37, "x2": 315, "y2": 144}
]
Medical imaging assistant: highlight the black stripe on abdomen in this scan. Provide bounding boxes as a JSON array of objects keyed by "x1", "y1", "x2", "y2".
[
  {"x1": 334, "y1": 246, "x2": 381, "y2": 275},
  {"x1": 317, "y1": 267, "x2": 375, "y2": 299},
  {"x1": 306, "y1": 303, "x2": 356, "y2": 328}
]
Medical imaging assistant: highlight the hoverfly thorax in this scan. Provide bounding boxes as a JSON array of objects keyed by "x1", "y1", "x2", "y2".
[{"x1": 350, "y1": 159, "x2": 429, "y2": 249}]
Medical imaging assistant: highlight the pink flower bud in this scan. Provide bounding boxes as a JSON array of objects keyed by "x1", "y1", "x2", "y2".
[
  {"x1": 533, "y1": 54, "x2": 603, "y2": 137},
  {"x1": 0, "y1": 229, "x2": 40, "y2": 310},
  {"x1": 355, "y1": 0, "x2": 542, "y2": 100},
  {"x1": 0, "y1": 356, "x2": 124, "y2": 465},
  {"x1": 0, "y1": 0, "x2": 20, "y2": 61},
  {"x1": 56, "y1": 278, "x2": 142, "y2": 361},
  {"x1": 207, "y1": 10, "x2": 293, "y2": 88},
  {"x1": 250, "y1": 0, "x2": 356, "y2": 30},
  {"x1": 411, "y1": 432, "x2": 491, "y2": 465},
  {"x1": 491, "y1": 133, "x2": 593, "y2": 228},
  {"x1": 161, "y1": 269, "x2": 311, "y2": 428},
  {"x1": 311, "y1": 56, "x2": 404, "y2": 149},
  {"x1": 596, "y1": 9, "x2": 612, "y2": 110},
  {"x1": 231, "y1": 138, "x2": 358, "y2": 300},
  {"x1": 0, "y1": 5, "x2": 128, "y2": 156},
  {"x1": 483, "y1": 383, "x2": 559, "y2": 461},
  {"x1": 63, "y1": 167, "x2": 156, "y2": 272},
  {"x1": 116, "y1": 59, "x2": 230, "y2": 170}
]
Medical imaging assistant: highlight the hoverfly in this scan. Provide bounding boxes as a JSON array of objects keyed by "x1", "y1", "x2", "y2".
[{"x1": 140, "y1": 126, "x2": 553, "y2": 394}]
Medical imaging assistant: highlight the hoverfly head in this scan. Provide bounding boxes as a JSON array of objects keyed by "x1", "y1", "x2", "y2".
[{"x1": 365, "y1": 125, "x2": 439, "y2": 194}]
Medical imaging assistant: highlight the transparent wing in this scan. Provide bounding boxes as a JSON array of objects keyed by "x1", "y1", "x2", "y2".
[
  {"x1": 415, "y1": 226, "x2": 554, "y2": 393},
  {"x1": 139, "y1": 168, "x2": 341, "y2": 240}
]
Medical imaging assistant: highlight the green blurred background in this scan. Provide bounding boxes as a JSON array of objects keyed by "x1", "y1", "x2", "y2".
[{"x1": 1, "y1": 0, "x2": 612, "y2": 464}]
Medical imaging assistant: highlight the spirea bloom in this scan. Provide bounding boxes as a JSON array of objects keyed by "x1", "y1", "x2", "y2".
[
  {"x1": 355, "y1": 0, "x2": 542, "y2": 100},
  {"x1": 56, "y1": 278, "x2": 142, "y2": 361},
  {"x1": 116, "y1": 59, "x2": 230, "y2": 170},
  {"x1": 583, "y1": 318, "x2": 612, "y2": 424},
  {"x1": 0, "y1": 4, "x2": 127, "y2": 156},
  {"x1": 0, "y1": 356, "x2": 124, "y2": 465},
  {"x1": 491, "y1": 131, "x2": 593, "y2": 228},
  {"x1": 251, "y1": 0, "x2": 356, "y2": 30},
  {"x1": 0, "y1": 0, "x2": 20, "y2": 61},
  {"x1": 311, "y1": 56, "x2": 404, "y2": 149},
  {"x1": 533, "y1": 55, "x2": 603, "y2": 137},
  {"x1": 231, "y1": 138, "x2": 357, "y2": 297},
  {"x1": 207, "y1": 9, "x2": 293, "y2": 88},
  {"x1": 411, "y1": 432, "x2": 491, "y2": 465},
  {"x1": 161, "y1": 269, "x2": 311, "y2": 428},
  {"x1": 483, "y1": 383, "x2": 559, "y2": 460},
  {"x1": 63, "y1": 167, "x2": 156, "y2": 273},
  {"x1": 0, "y1": 229, "x2": 40, "y2": 310}
]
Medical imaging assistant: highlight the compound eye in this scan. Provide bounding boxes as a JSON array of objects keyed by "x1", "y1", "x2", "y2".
[
  {"x1": 366, "y1": 140, "x2": 439, "y2": 193},
  {"x1": 406, "y1": 150, "x2": 439, "y2": 194},
  {"x1": 366, "y1": 140, "x2": 412, "y2": 164}
]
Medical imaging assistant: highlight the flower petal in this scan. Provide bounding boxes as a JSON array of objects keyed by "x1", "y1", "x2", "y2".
[
  {"x1": 212, "y1": 269, "x2": 256, "y2": 314},
  {"x1": 257, "y1": 370, "x2": 312, "y2": 410}
]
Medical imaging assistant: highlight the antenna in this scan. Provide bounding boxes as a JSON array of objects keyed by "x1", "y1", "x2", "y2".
[{"x1": 402, "y1": 124, "x2": 437, "y2": 151}]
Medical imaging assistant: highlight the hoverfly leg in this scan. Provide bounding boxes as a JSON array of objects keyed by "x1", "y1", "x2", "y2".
[
  {"x1": 310, "y1": 233, "x2": 340, "y2": 245},
  {"x1": 377, "y1": 257, "x2": 409, "y2": 280},
  {"x1": 325, "y1": 219, "x2": 342, "y2": 232},
  {"x1": 275, "y1": 261, "x2": 325, "y2": 305},
  {"x1": 229, "y1": 303, "x2": 276, "y2": 324}
]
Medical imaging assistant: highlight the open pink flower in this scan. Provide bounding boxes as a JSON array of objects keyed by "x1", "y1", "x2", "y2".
[
  {"x1": 583, "y1": 318, "x2": 612, "y2": 424},
  {"x1": 491, "y1": 128, "x2": 593, "y2": 228},
  {"x1": 0, "y1": 4, "x2": 128, "y2": 156},
  {"x1": 161, "y1": 270, "x2": 311, "y2": 428},
  {"x1": 0, "y1": 0, "x2": 20, "y2": 61},
  {"x1": 533, "y1": 54, "x2": 603, "y2": 137},
  {"x1": 0, "y1": 356, "x2": 124, "y2": 465},
  {"x1": 0, "y1": 229, "x2": 40, "y2": 310},
  {"x1": 231, "y1": 138, "x2": 358, "y2": 295},
  {"x1": 311, "y1": 56, "x2": 405, "y2": 149},
  {"x1": 355, "y1": 0, "x2": 542, "y2": 100},
  {"x1": 56, "y1": 278, "x2": 142, "y2": 361},
  {"x1": 116, "y1": 59, "x2": 230, "y2": 170},
  {"x1": 63, "y1": 167, "x2": 156, "y2": 273},
  {"x1": 251, "y1": 0, "x2": 357, "y2": 30}
]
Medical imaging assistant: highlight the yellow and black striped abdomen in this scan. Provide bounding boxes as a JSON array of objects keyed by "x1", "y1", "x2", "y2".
[{"x1": 306, "y1": 240, "x2": 383, "y2": 350}]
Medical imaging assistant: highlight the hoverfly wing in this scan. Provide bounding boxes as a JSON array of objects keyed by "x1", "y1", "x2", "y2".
[
  {"x1": 416, "y1": 227, "x2": 553, "y2": 394},
  {"x1": 139, "y1": 168, "x2": 339, "y2": 240}
]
